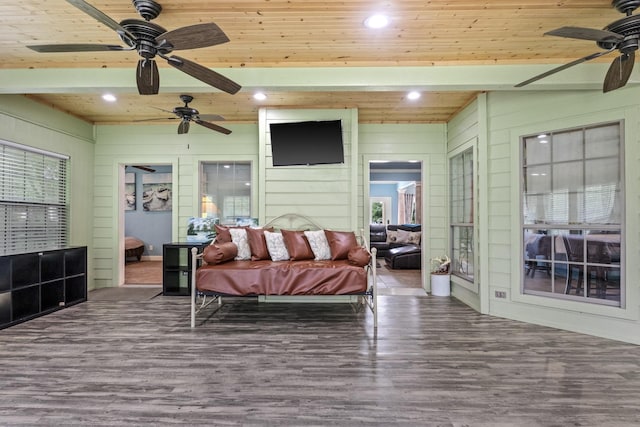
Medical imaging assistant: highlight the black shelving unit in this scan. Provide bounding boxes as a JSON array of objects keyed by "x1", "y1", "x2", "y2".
[
  {"x1": 0, "y1": 246, "x2": 87, "y2": 329},
  {"x1": 163, "y1": 242, "x2": 208, "y2": 296}
]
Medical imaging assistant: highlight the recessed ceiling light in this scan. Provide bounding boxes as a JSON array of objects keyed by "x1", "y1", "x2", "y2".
[
  {"x1": 364, "y1": 14, "x2": 389, "y2": 29},
  {"x1": 253, "y1": 92, "x2": 267, "y2": 101},
  {"x1": 407, "y1": 91, "x2": 421, "y2": 100},
  {"x1": 102, "y1": 93, "x2": 117, "y2": 102}
]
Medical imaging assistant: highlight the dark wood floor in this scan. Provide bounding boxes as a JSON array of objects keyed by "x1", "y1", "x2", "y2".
[{"x1": 0, "y1": 288, "x2": 639, "y2": 426}]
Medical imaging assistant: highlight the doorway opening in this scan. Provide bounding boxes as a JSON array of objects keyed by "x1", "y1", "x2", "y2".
[
  {"x1": 369, "y1": 160, "x2": 424, "y2": 294},
  {"x1": 121, "y1": 164, "x2": 172, "y2": 286}
]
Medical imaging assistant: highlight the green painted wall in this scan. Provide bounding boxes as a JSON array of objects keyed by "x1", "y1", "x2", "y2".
[
  {"x1": 0, "y1": 95, "x2": 95, "y2": 288},
  {"x1": 482, "y1": 88, "x2": 640, "y2": 344},
  {"x1": 93, "y1": 123, "x2": 259, "y2": 288},
  {"x1": 359, "y1": 123, "x2": 447, "y2": 289},
  {"x1": 259, "y1": 108, "x2": 358, "y2": 230},
  {"x1": 446, "y1": 99, "x2": 482, "y2": 312}
]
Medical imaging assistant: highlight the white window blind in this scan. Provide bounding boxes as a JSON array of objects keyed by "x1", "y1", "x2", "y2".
[{"x1": 0, "y1": 140, "x2": 69, "y2": 255}]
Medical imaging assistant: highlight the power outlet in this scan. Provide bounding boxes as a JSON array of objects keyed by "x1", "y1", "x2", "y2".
[
  {"x1": 149, "y1": 244, "x2": 154, "y2": 251},
  {"x1": 495, "y1": 290, "x2": 507, "y2": 299}
]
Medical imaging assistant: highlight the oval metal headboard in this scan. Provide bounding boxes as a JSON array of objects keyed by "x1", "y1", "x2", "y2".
[{"x1": 264, "y1": 213, "x2": 323, "y2": 231}]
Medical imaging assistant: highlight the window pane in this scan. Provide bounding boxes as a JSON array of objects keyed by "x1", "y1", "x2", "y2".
[
  {"x1": 553, "y1": 161, "x2": 583, "y2": 193},
  {"x1": 201, "y1": 162, "x2": 252, "y2": 225},
  {"x1": 553, "y1": 129, "x2": 583, "y2": 162},
  {"x1": 585, "y1": 125, "x2": 619, "y2": 158},
  {"x1": 586, "y1": 157, "x2": 618, "y2": 186},
  {"x1": 524, "y1": 165, "x2": 551, "y2": 193},
  {"x1": 524, "y1": 135, "x2": 550, "y2": 164},
  {"x1": 452, "y1": 225, "x2": 474, "y2": 281}
]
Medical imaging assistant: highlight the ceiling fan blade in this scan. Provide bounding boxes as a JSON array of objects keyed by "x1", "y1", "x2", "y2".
[
  {"x1": 178, "y1": 120, "x2": 190, "y2": 134},
  {"x1": 136, "y1": 59, "x2": 160, "y2": 95},
  {"x1": 166, "y1": 55, "x2": 241, "y2": 94},
  {"x1": 27, "y1": 44, "x2": 131, "y2": 53},
  {"x1": 197, "y1": 114, "x2": 226, "y2": 121},
  {"x1": 603, "y1": 51, "x2": 635, "y2": 93},
  {"x1": 545, "y1": 26, "x2": 624, "y2": 43},
  {"x1": 150, "y1": 106, "x2": 176, "y2": 114},
  {"x1": 157, "y1": 23, "x2": 230, "y2": 51},
  {"x1": 195, "y1": 119, "x2": 232, "y2": 135},
  {"x1": 66, "y1": 0, "x2": 136, "y2": 41},
  {"x1": 133, "y1": 117, "x2": 178, "y2": 123},
  {"x1": 515, "y1": 48, "x2": 616, "y2": 88},
  {"x1": 132, "y1": 165, "x2": 156, "y2": 173}
]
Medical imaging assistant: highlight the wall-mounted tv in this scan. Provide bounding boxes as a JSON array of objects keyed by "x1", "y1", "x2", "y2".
[{"x1": 269, "y1": 120, "x2": 344, "y2": 166}]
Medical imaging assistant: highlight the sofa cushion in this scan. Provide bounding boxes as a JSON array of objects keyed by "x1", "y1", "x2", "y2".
[
  {"x1": 264, "y1": 231, "x2": 290, "y2": 261},
  {"x1": 229, "y1": 228, "x2": 251, "y2": 260},
  {"x1": 203, "y1": 242, "x2": 238, "y2": 265},
  {"x1": 369, "y1": 224, "x2": 387, "y2": 242},
  {"x1": 282, "y1": 229, "x2": 315, "y2": 261},
  {"x1": 304, "y1": 230, "x2": 332, "y2": 260},
  {"x1": 325, "y1": 230, "x2": 358, "y2": 260},
  {"x1": 385, "y1": 244, "x2": 421, "y2": 269},
  {"x1": 214, "y1": 224, "x2": 250, "y2": 244},
  {"x1": 396, "y1": 229, "x2": 421, "y2": 245},
  {"x1": 214, "y1": 224, "x2": 232, "y2": 243},
  {"x1": 348, "y1": 246, "x2": 371, "y2": 267},
  {"x1": 246, "y1": 227, "x2": 272, "y2": 261}
]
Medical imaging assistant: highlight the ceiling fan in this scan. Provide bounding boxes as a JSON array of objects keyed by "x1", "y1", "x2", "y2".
[
  {"x1": 27, "y1": 0, "x2": 241, "y2": 96},
  {"x1": 141, "y1": 94, "x2": 232, "y2": 135},
  {"x1": 516, "y1": 0, "x2": 640, "y2": 92}
]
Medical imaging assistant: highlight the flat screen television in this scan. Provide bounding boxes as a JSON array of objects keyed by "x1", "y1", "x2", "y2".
[{"x1": 269, "y1": 120, "x2": 344, "y2": 166}]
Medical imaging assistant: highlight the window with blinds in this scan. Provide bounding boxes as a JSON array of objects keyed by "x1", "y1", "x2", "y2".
[{"x1": 0, "y1": 140, "x2": 69, "y2": 255}]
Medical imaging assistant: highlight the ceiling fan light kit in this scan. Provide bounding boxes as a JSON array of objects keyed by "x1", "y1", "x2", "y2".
[
  {"x1": 517, "y1": 0, "x2": 640, "y2": 92},
  {"x1": 27, "y1": 0, "x2": 241, "y2": 96}
]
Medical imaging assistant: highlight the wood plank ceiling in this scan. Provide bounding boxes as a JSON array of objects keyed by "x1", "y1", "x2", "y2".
[{"x1": 0, "y1": 0, "x2": 625, "y2": 124}]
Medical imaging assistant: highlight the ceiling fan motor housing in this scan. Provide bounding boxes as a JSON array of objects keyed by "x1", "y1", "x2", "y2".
[
  {"x1": 132, "y1": 0, "x2": 162, "y2": 21},
  {"x1": 119, "y1": 19, "x2": 169, "y2": 59},
  {"x1": 597, "y1": 14, "x2": 640, "y2": 51}
]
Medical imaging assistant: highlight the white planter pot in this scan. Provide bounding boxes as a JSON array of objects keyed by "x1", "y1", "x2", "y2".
[{"x1": 431, "y1": 274, "x2": 451, "y2": 296}]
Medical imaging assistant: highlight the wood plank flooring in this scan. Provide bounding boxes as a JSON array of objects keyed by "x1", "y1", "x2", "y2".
[{"x1": 0, "y1": 290, "x2": 639, "y2": 426}]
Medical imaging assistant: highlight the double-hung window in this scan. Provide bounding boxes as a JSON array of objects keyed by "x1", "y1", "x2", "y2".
[
  {"x1": 0, "y1": 140, "x2": 69, "y2": 255},
  {"x1": 521, "y1": 122, "x2": 623, "y2": 306},
  {"x1": 450, "y1": 148, "x2": 474, "y2": 282}
]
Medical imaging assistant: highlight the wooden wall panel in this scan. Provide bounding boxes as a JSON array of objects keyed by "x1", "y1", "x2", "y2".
[{"x1": 259, "y1": 108, "x2": 356, "y2": 230}]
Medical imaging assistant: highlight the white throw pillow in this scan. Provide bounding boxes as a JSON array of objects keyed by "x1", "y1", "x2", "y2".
[
  {"x1": 304, "y1": 230, "x2": 332, "y2": 260},
  {"x1": 396, "y1": 229, "x2": 421, "y2": 245},
  {"x1": 264, "y1": 231, "x2": 290, "y2": 261},
  {"x1": 229, "y1": 228, "x2": 251, "y2": 260}
]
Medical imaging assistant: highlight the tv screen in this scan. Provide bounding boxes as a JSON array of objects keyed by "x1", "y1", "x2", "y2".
[{"x1": 269, "y1": 120, "x2": 344, "y2": 166}]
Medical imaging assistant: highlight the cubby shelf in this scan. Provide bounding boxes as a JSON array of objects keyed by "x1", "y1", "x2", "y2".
[
  {"x1": 0, "y1": 247, "x2": 87, "y2": 329},
  {"x1": 163, "y1": 243, "x2": 208, "y2": 296}
]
